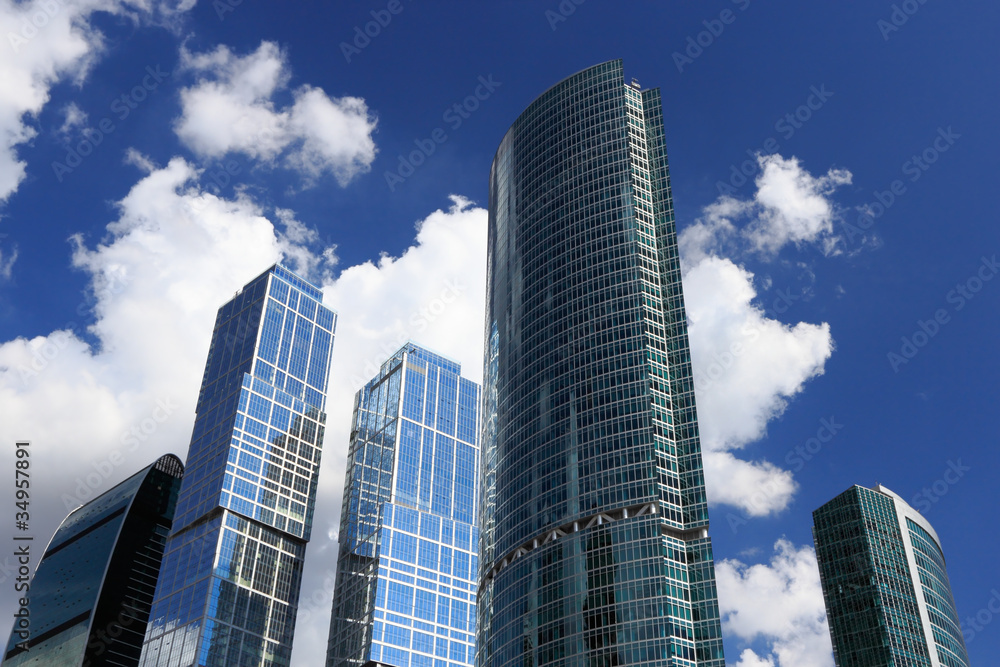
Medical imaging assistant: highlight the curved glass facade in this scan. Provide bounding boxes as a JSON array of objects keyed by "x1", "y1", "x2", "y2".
[
  {"x1": 478, "y1": 60, "x2": 725, "y2": 666},
  {"x1": 813, "y1": 484, "x2": 970, "y2": 667},
  {"x1": 2, "y1": 454, "x2": 183, "y2": 667}
]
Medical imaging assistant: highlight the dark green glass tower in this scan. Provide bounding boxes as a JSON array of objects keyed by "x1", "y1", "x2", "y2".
[
  {"x1": 478, "y1": 60, "x2": 725, "y2": 666},
  {"x1": 813, "y1": 484, "x2": 970, "y2": 667}
]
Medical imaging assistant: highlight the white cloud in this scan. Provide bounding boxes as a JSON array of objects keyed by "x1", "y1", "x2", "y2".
[
  {"x1": 733, "y1": 648, "x2": 776, "y2": 667},
  {"x1": 0, "y1": 0, "x2": 195, "y2": 205},
  {"x1": 58, "y1": 101, "x2": 89, "y2": 136},
  {"x1": 681, "y1": 154, "x2": 851, "y2": 262},
  {"x1": 0, "y1": 233, "x2": 17, "y2": 278},
  {"x1": 716, "y1": 540, "x2": 834, "y2": 667},
  {"x1": 0, "y1": 157, "x2": 300, "y2": 649},
  {"x1": 704, "y1": 452, "x2": 797, "y2": 519},
  {"x1": 686, "y1": 256, "x2": 832, "y2": 453},
  {"x1": 679, "y1": 195, "x2": 743, "y2": 265},
  {"x1": 748, "y1": 155, "x2": 851, "y2": 256},
  {"x1": 175, "y1": 41, "x2": 378, "y2": 185}
]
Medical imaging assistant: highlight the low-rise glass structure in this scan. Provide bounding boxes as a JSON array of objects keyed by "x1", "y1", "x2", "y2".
[
  {"x1": 2, "y1": 454, "x2": 183, "y2": 667},
  {"x1": 813, "y1": 484, "x2": 970, "y2": 667},
  {"x1": 140, "y1": 264, "x2": 336, "y2": 667},
  {"x1": 326, "y1": 343, "x2": 481, "y2": 667}
]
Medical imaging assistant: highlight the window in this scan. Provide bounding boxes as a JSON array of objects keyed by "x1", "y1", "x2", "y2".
[{"x1": 387, "y1": 581, "x2": 414, "y2": 616}]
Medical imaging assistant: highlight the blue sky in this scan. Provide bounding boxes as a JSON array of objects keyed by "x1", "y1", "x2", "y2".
[{"x1": 1, "y1": 1, "x2": 998, "y2": 664}]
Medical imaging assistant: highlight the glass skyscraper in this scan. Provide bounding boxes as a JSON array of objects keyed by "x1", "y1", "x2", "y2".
[
  {"x1": 2, "y1": 454, "x2": 183, "y2": 667},
  {"x1": 813, "y1": 484, "x2": 970, "y2": 667},
  {"x1": 479, "y1": 60, "x2": 725, "y2": 666},
  {"x1": 326, "y1": 343, "x2": 481, "y2": 667},
  {"x1": 140, "y1": 264, "x2": 336, "y2": 667}
]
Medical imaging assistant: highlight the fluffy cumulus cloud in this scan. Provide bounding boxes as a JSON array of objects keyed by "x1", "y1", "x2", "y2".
[
  {"x1": 57, "y1": 101, "x2": 89, "y2": 136},
  {"x1": 0, "y1": 151, "x2": 485, "y2": 661},
  {"x1": 0, "y1": 0, "x2": 194, "y2": 205},
  {"x1": 680, "y1": 153, "x2": 851, "y2": 264},
  {"x1": 175, "y1": 41, "x2": 378, "y2": 185},
  {"x1": 681, "y1": 155, "x2": 843, "y2": 517},
  {"x1": 716, "y1": 540, "x2": 834, "y2": 667}
]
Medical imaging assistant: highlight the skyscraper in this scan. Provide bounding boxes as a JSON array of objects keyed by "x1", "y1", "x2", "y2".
[
  {"x1": 478, "y1": 60, "x2": 725, "y2": 666},
  {"x1": 2, "y1": 454, "x2": 183, "y2": 667},
  {"x1": 326, "y1": 343, "x2": 481, "y2": 667},
  {"x1": 813, "y1": 484, "x2": 970, "y2": 667},
  {"x1": 140, "y1": 264, "x2": 336, "y2": 667}
]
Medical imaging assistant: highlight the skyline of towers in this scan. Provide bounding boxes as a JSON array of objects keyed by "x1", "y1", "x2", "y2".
[
  {"x1": 326, "y1": 343, "x2": 481, "y2": 667},
  {"x1": 1, "y1": 61, "x2": 981, "y2": 667},
  {"x1": 478, "y1": 60, "x2": 726, "y2": 665},
  {"x1": 2, "y1": 454, "x2": 183, "y2": 667},
  {"x1": 813, "y1": 484, "x2": 970, "y2": 667},
  {"x1": 139, "y1": 264, "x2": 336, "y2": 667}
]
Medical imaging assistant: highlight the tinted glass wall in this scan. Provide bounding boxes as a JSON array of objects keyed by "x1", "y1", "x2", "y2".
[
  {"x1": 2, "y1": 454, "x2": 183, "y2": 667},
  {"x1": 814, "y1": 485, "x2": 970, "y2": 667},
  {"x1": 479, "y1": 60, "x2": 725, "y2": 667},
  {"x1": 327, "y1": 344, "x2": 481, "y2": 667}
]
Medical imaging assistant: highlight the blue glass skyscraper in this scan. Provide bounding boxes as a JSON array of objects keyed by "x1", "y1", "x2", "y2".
[
  {"x1": 479, "y1": 61, "x2": 726, "y2": 666},
  {"x1": 326, "y1": 343, "x2": 481, "y2": 667},
  {"x1": 140, "y1": 264, "x2": 336, "y2": 667}
]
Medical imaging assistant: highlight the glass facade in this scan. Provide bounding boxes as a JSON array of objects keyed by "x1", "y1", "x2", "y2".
[
  {"x1": 479, "y1": 60, "x2": 725, "y2": 666},
  {"x1": 140, "y1": 264, "x2": 336, "y2": 667},
  {"x1": 813, "y1": 484, "x2": 970, "y2": 667},
  {"x1": 326, "y1": 343, "x2": 481, "y2": 667},
  {"x1": 2, "y1": 454, "x2": 183, "y2": 667}
]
